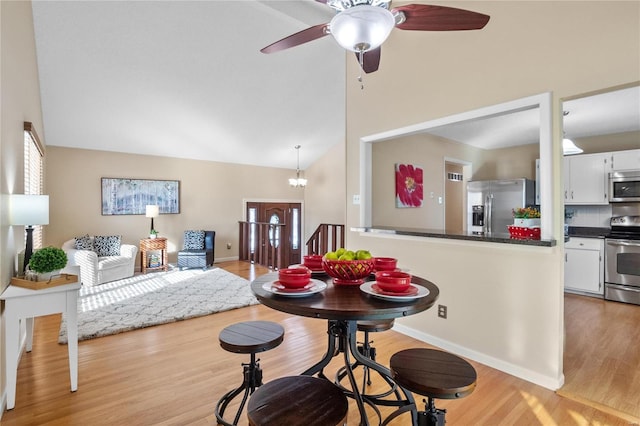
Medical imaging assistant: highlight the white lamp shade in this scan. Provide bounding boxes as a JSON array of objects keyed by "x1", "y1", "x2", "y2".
[
  {"x1": 145, "y1": 205, "x2": 160, "y2": 218},
  {"x1": 330, "y1": 5, "x2": 395, "y2": 52},
  {"x1": 9, "y1": 194, "x2": 49, "y2": 226}
]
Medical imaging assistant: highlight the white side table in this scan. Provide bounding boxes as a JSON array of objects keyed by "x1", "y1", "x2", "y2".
[{"x1": 1, "y1": 269, "x2": 81, "y2": 410}]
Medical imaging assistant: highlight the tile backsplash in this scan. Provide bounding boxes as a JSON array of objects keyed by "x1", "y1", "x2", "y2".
[{"x1": 565, "y1": 205, "x2": 612, "y2": 227}]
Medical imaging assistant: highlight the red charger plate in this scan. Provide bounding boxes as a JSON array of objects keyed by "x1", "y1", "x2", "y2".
[
  {"x1": 271, "y1": 281, "x2": 315, "y2": 293},
  {"x1": 372, "y1": 283, "x2": 419, "y2": 297}
]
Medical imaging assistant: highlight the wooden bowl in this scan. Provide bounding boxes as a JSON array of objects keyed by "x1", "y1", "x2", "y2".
[
  {"x1": 375, "y1": 271, "x2": 411, "y2": 292},
  {"x1": 278, "y1": 268, "x2": 311, "y2": 288}
]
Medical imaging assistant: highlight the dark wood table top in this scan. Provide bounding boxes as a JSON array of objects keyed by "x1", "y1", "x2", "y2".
[{"x1": 251, "y1": 272, "x2": 439, "y2": 321}]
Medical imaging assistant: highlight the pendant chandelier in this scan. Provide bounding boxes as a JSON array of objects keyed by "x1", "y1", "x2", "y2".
[{"x1": 289, "y1": 145, "x2": 307, "y2": 188}]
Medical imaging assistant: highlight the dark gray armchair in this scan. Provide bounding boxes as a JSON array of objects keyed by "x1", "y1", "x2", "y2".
[{"x1": 177, "y1": 230, "x2": 215, "y2": 270}]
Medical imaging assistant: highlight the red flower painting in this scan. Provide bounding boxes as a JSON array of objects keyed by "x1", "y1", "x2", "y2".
[{"x1": 395, "y1": 164, "x2": 423, "y2": 208}]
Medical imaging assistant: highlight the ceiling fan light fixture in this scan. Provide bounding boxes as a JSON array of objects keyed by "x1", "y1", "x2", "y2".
[
  {"x1": 329, "y1": 5, "x2": 395, "y2": 52},
  {"x1": 563, "y1": 137, "x2": 583, "y2": 156}
]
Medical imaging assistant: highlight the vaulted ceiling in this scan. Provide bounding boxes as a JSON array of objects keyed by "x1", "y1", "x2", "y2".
[
  {"x1": 31, "y1": 1, "x2": 639, "y2": 170},
  {"x1": 32, "y1": 0, "x2": 345, "y2": 170}
]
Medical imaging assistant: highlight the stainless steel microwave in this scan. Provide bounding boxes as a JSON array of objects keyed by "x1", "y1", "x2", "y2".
[{"x1": 609, "y1": 170, "x2": 640, "y2": 202}]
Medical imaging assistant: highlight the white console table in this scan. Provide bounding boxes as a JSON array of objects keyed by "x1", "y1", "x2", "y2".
[{"x1": 1, "y1": 272, "x2": 80, "y2": 410}]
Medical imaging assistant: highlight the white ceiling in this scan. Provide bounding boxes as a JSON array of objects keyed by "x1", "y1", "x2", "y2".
[
  {"x1": 426, "y1": 85, "x2": 640, "y2": 149},
  {"x1": 32, "y1": 0, "x2": 344, "y2": 170},
  {"x1": 31, "y1": 1, "x2": 640, "y2": 169}
]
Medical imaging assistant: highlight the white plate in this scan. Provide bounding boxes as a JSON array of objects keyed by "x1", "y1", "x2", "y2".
[
  {"x1": 263, "y1": 279, "x2": 327, "y2": 297},
  {"x1": 360, "y1": 282, "x2": 429, "y2": 302},
  {"x1": 288, "y1": 264, "x2": 326, "y2": 275}
]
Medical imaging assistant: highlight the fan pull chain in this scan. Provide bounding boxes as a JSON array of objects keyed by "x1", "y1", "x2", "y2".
[{"x1": 358, "y1": 50, "x2": 364, "y2": 90}]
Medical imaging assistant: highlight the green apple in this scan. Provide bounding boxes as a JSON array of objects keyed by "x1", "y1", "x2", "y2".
[
  {"x1": 355, "y1": 250, "x2": 372, "y2": 260},
  {"x1": 335, "y1": 248, "x2": 347, "y2": 257},
  {"x1": 325, "y1": 251, "x2": 338, "y2": 260},
  {"x1": 339, "y1": 251, "x2": 355, "y2": 261}
]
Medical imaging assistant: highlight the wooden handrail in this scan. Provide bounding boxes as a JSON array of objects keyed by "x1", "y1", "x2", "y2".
[
  {"x1": 238, "y1": 221, "x2": 287, "y2": 270},
  {"x1": 306, "y1": 223, "x2": 345, "y2": 255}
]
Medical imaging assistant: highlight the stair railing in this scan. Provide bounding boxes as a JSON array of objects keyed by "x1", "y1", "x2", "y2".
[
  {"x1": 238, "y1": 221, "x2": 287, "y2": 270},
  {"x1": 306, "y1": 223, "x2": 345, "y2": 255}
]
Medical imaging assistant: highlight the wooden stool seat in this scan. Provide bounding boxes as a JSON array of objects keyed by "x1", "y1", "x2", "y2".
[
  {"x1": 389, "y1": 349, "x2": 476, "y2": 425},
  {"x1": 247, "y1": 376, "x2": 348, "y2": 426},
  {"x1": 357, "y1": 319, "x2": 395, "y2": 333},
  {"x1": 215, "y1": 321, "x2": 285, "y2": 426},
  {"x1": 390, "y1": 348, "x2": 477, "y2": 400},
  {"x1": 219, "y1": 321, "x2": 284, "y2": 354}
]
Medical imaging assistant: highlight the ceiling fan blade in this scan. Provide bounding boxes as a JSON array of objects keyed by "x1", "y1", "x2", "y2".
[
  {"x1": 354, "y1": 47, "x2": 381, "y2": 74},
  {"x1": 261, "y1": 23, "x2": 330, "y2": 54},
  {"x1": 393, "y1": 4, "x2": 490, "y2": 31}
]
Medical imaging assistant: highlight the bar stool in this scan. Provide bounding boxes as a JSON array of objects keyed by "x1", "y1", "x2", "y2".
[
  {"x1": 215, "y1": 321, "x2": 285, "y2": 426},
  {"x1": 335, "y1": 319, "x2": 396, "y2": 397},
  {"x1": 389, "y1": 348, "x2": 477, "y2": 426},
  {"x1": 247, "y1": 376, "x2": 348, "y2": 426}
]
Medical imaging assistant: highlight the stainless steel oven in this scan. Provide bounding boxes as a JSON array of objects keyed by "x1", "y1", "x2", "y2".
[
  {"x1": 609, "y1": 170, "x2": 640, "y2": 202},
  {"x1": 605, "y1": 214, "x2": 640, "y2": 305}
]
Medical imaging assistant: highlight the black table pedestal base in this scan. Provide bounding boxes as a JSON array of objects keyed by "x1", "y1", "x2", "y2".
[
  {"x1": 215, "y1": 354, "x2": 262, "y2": 426},
  {"x1": 417, "y1": 398, "x2": 447, "y2": 426},
  {"x1": 302, "y1": 320, "x2": 417, "y2": 426}
]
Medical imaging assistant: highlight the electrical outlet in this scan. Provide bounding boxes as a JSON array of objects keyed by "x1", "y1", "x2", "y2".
[
  {"x1": 226, "y1": 242, "x2": 231, "y2": 249},
  {"x1": 438, "y1": 304, "x2": 447, "y2": 319}
]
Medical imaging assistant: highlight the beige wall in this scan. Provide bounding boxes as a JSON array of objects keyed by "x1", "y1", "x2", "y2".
[
  {"x1": 572, "y1": 130, "x2": 640, "y2": 154},
  {"x1": 372, "y1": 133, "x2": 483, "y2": 228},
  {"x1": 346, "y1": 1, "x2": 639, "y2": 389},
  {"x1": 46, "y1": 146, "x2": 312, "y2": 264},
  {"x1": 371, "y1": 133, "x2": 538, "y2": 229},
  {"x1": 474, "y1": 143, "x2": 539, "y2": 181},
  {"x1": 0, "y1": 0, "x2": 46, "y2": 413},
  {"x1": 303, "y1": 140, "x2": 346, "y2": 241}
]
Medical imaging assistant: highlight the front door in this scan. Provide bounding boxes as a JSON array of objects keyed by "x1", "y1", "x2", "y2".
[{"x1": 246, "y1": 202, "x2": 302, "y2": 268}]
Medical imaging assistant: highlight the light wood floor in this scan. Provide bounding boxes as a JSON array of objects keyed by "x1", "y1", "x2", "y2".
[
  {"x1": 559, "y1": 293, "x2": 640, "y2": 422},
  {"x1": 0, "y1": 261, "x2": 635, "y2": 425}
]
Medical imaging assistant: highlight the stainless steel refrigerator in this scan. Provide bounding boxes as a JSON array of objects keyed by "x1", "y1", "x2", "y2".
[{"x1": 467, "y1": 179, "x2": 535, "y2": 235}]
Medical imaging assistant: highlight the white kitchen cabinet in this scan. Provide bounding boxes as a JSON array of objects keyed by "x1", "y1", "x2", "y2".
[
  {"x1": 564, "y1": 237, "x2": 604, "y2": 296},
  {"x1": 564, "y1": 153, "x2": 609, "y2": 205},
  {"x1": 611, "y1": 149, "x2": 640, "y2": 171}
]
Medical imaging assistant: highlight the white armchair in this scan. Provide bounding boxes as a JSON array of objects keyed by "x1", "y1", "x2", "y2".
[{"x1": 62, "y1": 237, "x2": 137, "y2": 287}]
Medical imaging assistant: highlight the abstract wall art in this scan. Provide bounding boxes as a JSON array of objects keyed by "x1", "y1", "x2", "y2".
[{"x1": 395, "y1": 164, "x2": 423, "y2": 208}]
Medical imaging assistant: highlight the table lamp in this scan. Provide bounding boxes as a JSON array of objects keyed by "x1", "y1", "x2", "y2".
[
  {"x1": 9, "y1": 194, "x2": 50, "y2": 274},
  {"x1": 145, "y1": 204, "x2": 159, "y2": 233}
]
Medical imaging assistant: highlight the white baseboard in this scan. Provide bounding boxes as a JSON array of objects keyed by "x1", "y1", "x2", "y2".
[
  {"x1": 393, "y1": 323, "x2": 565, "y2": 391},
  {"x1": 0, "y1": 392, "x2": 5, "y2": 420},
  {"x1": 213, "y1": 256, "x2": 239, "y2": 263}
]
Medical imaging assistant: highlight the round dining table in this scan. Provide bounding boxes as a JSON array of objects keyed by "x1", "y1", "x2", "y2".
[{"x1": 251, "y1": 271, "x2": 440, "y2": 426}]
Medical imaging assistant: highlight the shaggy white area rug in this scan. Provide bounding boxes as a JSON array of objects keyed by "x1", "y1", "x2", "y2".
[{"x1": 58, "y1": 267, "x2": 258, "y2": 343}]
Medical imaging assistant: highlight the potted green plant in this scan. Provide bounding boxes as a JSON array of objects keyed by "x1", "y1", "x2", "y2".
[
  {"x1": 28, "y1": 246, "x2": 68, "y2": 281},
  {"x1": 149, "y1": 229, "x2": 158, "y2": 239},
  {"x1": 512, "y1": 207, "x2": 541, "y2": 228}
]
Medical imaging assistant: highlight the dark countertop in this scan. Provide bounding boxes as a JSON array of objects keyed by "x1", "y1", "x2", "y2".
[
  {"x1": 352, "y1": 226, "x2": 557, "y2": 247},
  {"x1": 567, "y1": 226, "x2": 610, "y2": 239}
]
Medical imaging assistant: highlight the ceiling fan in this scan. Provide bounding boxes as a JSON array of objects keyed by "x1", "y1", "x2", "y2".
[{"x1": 260, "y1": 0, "x2": 490, "y2": 74}]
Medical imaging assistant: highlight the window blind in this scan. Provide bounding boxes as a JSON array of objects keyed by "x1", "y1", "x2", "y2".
[{"x1": 24, "y1": 123, "x2": 45, "y2": 249}]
